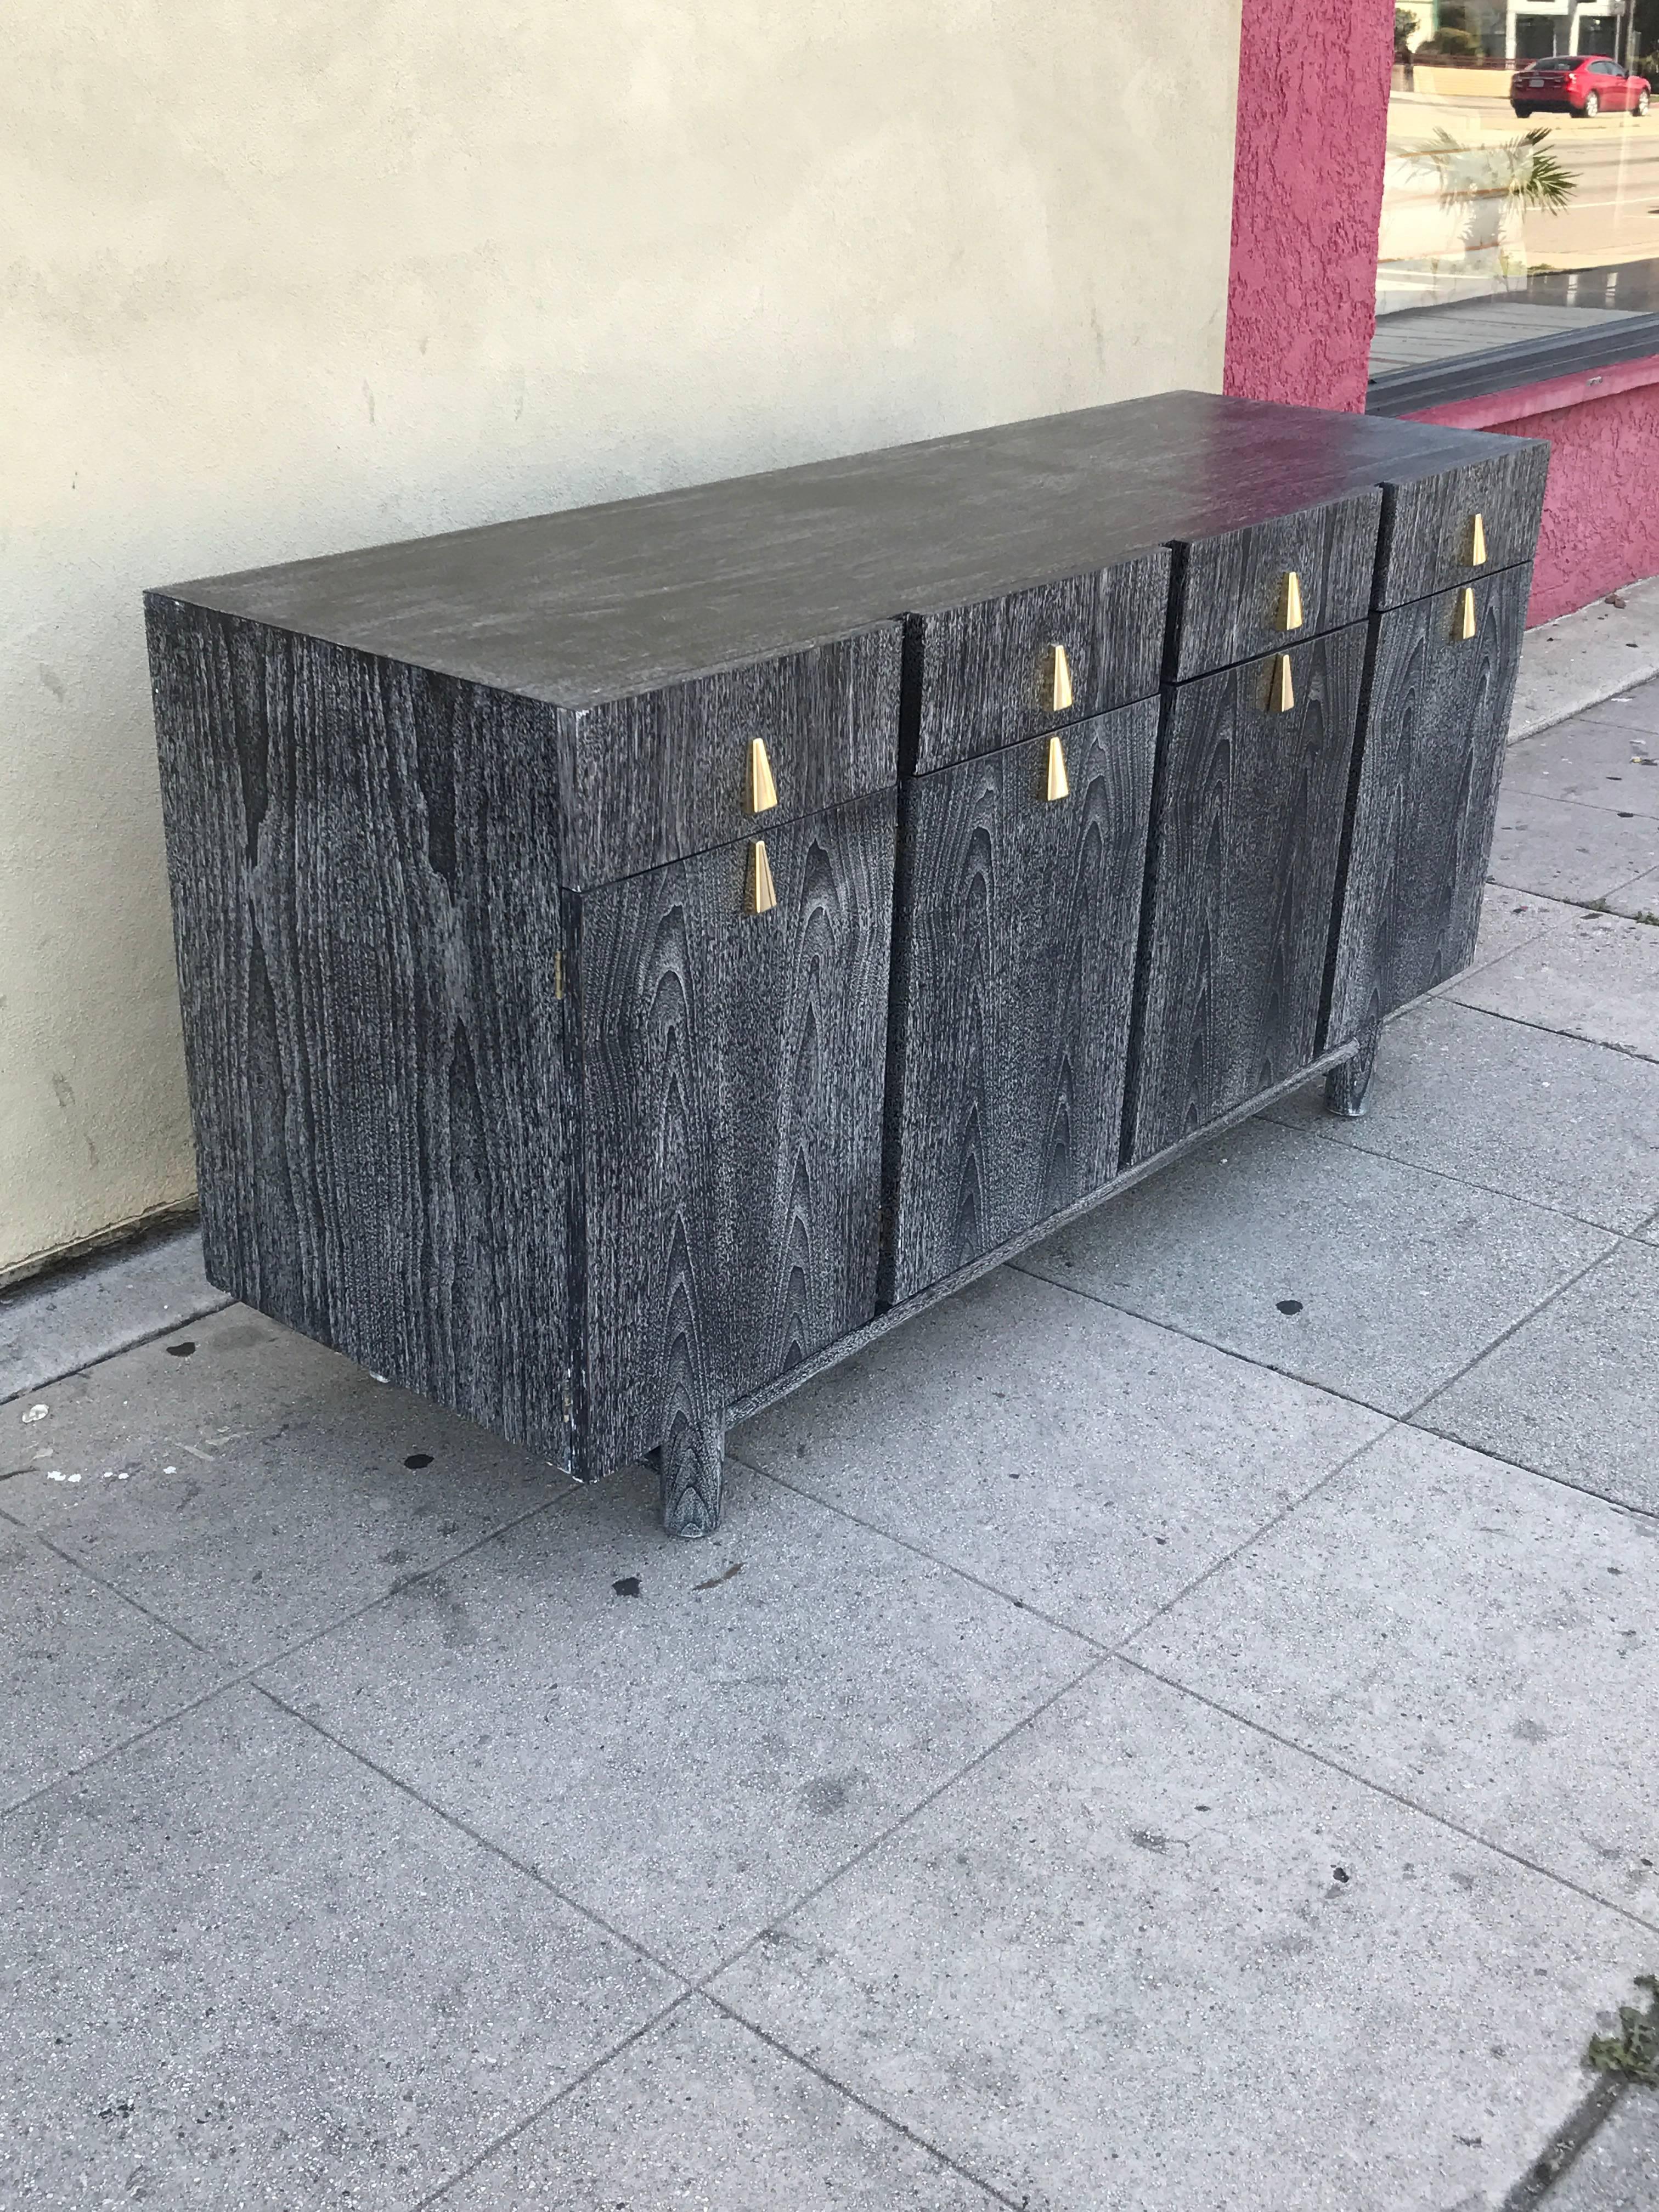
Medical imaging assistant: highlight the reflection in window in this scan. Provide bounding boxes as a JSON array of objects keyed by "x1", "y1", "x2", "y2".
[{"x1": 1373, "y1": 3, "x2": 1659, "y2": 384}]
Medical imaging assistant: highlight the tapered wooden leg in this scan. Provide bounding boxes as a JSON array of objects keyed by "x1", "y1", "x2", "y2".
[
  {"x1": 1324, "y1": 1018, "x2": 1380, "y2": 1120},
  {"x1": 659, "y1": 1392, "x2": 724, "y2": 1537}
]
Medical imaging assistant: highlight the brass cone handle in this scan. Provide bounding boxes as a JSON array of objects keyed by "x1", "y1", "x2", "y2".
[
  {"x1": 1267, "y1": 653, "x2": 1296, "y2": 713},
  {"x1": 748, "y1": 737, "x2": 778, "y2": 815},
  {"x1": 1041, "y1": 642, "x2": 1074, "y2": 714},
  {"x1": 1469, "y1": 512, "x2": 1487, "y2": 567},
  {"x1": 1455, "y1": 585, "x2": 1478, "y2": 641},
  {"x1": 1279, "y1": 570, "x2": 1305, "y2": 631},
  {"x1": 1046, "y1": 732, "x2": 1070, "y2": 803},
  {"x1": 746, "y1": 838, "x2": 777, "y2": 915}
]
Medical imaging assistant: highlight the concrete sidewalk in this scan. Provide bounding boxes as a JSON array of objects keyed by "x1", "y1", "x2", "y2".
[{"x1": 5, "y1": 681, "x2": 1659, "y2": 2210}]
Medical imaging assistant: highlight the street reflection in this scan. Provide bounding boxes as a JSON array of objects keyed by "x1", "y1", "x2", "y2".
[{"x1": 1375, "y1": 29, "x2": 1659, "y2": 379}]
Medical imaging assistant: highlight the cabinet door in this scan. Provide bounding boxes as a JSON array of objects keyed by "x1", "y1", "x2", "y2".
[
  {"x1": 577, "y1": 793, "x2": 895, "y2": 1477},
  {"x1": 1126, "y1": 624, "x2": 1365, "y2": 1163},
  {"x1": 1324, "y1": 566, "x2": 1530, "y2": 1048},
  {"x1": 884, "y1": 703, "x2": 1158, "y2": 1305}
]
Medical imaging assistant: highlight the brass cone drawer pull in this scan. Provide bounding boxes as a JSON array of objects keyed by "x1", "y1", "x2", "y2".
[
  {"x1": 746, "y1": 837, "x2": 777, "y2": 915},
  {"x1": 1041, "y1": 642, "x2": 1074, "y2": 714},
  {"x1": 1455, "y1": 585, "x2": 1478, "y2": 641},
  {"x1": 747, "y1": 737, "x2": 778, "y2": 815},
  {"x1": 1267, "y1": 652, "x2": 1296, "y2": 713},
  {"x1": 1279, "y1": 570, "x2": 1305, "y2": 631},
  {"x1": 1469, "y1": 512, "x2": 1487, "y2": 567},
  {"x1": 1046, "y1": 732, "x2": 1070, "y2": 803}
]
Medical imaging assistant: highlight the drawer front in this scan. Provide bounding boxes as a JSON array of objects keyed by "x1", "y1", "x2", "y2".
[
  {"x1": 1126, "y1": 623, "x2": 1366, "y2": 1163},
  {"x1": 577, "y1": 792, "x2": 895, "y2": 1476},
  {"x1": 908, "y1": 551, "x2": 1170, "y2": 774},
  {"x1": 568, "y1": 624, "x2": 901, "y2": 887},
  {"x1": 884, "y1": 701, "x2": 1159, "y2": 1305},
  {"x1": 1170, "y1": 490, "x2": 1383, "y2": 684},
  {"x1": 1325, "y1": 565, "x2": 1531, "y2": 1047},
  {"x1": 1374, "y1": 440, "x2": 1548, "y2": 610}
]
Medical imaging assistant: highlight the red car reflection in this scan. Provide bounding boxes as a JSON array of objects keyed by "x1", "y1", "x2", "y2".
[{"x1": 1511, "y1": 54, "x2": 1652, "y2": 116}]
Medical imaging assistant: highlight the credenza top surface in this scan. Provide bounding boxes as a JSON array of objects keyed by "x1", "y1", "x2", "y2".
[{"x1": 153, "y1": 392, "x2": 1532, "y2": 710}]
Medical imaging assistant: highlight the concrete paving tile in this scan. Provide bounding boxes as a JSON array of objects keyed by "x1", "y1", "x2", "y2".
[
  {"x1": 1453, "y1": 887, "x2": 1585, "y2": 980},
  {"x1": 1426, "y1": 1241, "x2": 1659, "y2": 1515},
  {"x1": 1442, "y1": 904, "x2": 1659, "y2": 1063},
  {"x1": 1488, "y1": 792, "x2": 1659, "y2": 904},
  {"x1": 1562, "y1": 672, "x2": 1659, "y2": 738},
  {"x1": 0, "y1": 1526, "x2": 225, "y2": 1807},
  {"x1": 734, "y1": 1268, "x2": 1386, "y2": 1645},
  {"x1": 264, "y1": 1460, "x2": 1090, "y2": 1979},
  {"x1": 0, "y1": 1683, "x2": 675, "y2": 2212},
  {"x1": 1509, "y1": 589, "x2": 1659, "y2": 744},
  {"x1": 1543, "y1": 2088, "x2": 1659, "y2": 2211},
  {"x1": 1268, "y1": 997, "x2": 1659, "y2": 1232},
  {"x1": 1, "y1": 1305, "x2": 564, "y2": 1665},
  {"x1": 1023, "y1": 1117, "x2": 1612, "y2": 1415},
  {"x1": 1130, "y1": 1424, "x2": 1659, "y2": 1917},
  {"x1": 440, "y1": 1996, "x2": 996, "y2": 2210},
  {"x1": 1, "y1": 1224, "x2": 230, "y2": 1406},
  {"x1": 710, "y1": 1663, "x2": 1644, "y2": 2212},
  {"x1": 1504, "y1": 716, "x2": 1659, "y2": 818}
]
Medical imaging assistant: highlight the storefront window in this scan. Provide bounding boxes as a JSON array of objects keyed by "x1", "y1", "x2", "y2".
[{"x1": 1372, "y1": 2, "x2": 1659, "y2": 405}]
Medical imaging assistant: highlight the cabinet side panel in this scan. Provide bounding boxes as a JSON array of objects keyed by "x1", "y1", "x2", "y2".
[
  {"x1": 1324, "y1": 564, "x2": 1531, "y2": 1046},
  {"x1": 145, "y1": 597, "x2": 573, "y2": 1459},
  {"x1": 1127, "y1": 625, "x2": 1364, "y2": 1161}
]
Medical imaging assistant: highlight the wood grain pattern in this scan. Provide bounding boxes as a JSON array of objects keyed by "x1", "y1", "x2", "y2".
[
  {"x1": 1323, "y1": 565, "x2": 1531, "y2": 1047},
  {"x1": 566, "y1": 625, "x2": 900, "y2": 885},
  {"x1": 1374, "y1": 444, "x2": 1549, "y2": 609},
  {"x1": 1170, "y1": 492, "x2": 1383, "y2": 682},
  {"x1": 1125, "y1": 623, "x2": 1366, "y2": 1163},
  {"x1": 577, "y1": 794, "x2": 895, "y2": 1478},
  {"x1": 884, "y1": 703, "x2": 1158, "y2": 1303},
  {"x1": 907, "y1": 557, "x2": 1170, "y2": 772},
  {"x1": 145, "y1": 596, "x2": 575, "y2": 1460}
]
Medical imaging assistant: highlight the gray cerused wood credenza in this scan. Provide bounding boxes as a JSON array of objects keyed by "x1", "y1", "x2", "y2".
[{"x1": 146, "y1": 392, "x2": 1548, "y2": 1536}]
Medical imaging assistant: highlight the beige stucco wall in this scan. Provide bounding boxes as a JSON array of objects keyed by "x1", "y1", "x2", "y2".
[{"x1": 1, "y1": 1, "x2": 1242, "y2": 1285}]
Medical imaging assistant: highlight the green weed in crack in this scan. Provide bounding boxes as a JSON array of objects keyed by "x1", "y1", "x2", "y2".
[{"x1": 1585, "y1": 1974, "x2": 1659, "y2": 2086}]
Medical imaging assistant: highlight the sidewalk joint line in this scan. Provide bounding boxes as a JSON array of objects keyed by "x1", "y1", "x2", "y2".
[
  {"x1": 1005, "y1": 1264, "x2": 1403, "y2": 1423},
  {"x1": 1261, "y1": 1093, "x2": 1656, "y2": 1242},
  {"x1": 254, "y1": 1680, "x2": 690, "y2": 1982},
  {"x1": 0, "y1": 1490, "x2": 571, "y2": 1825},
  {"x1": 702, "y1": 1995, "x2": 1021, "y2": 2208},
  {"x1": 689, "y1": 1649, "x2": 1111, "y2": 1995},
  {"x1": 1404, "y1": 1236, "x2": 1624, "y2": 1427},
  {"x1": 1113, "y1": 1653, "x2": 1659, "y2": 1939},
  {"x1": 409, "y1": 1991, "x2": 697, "y2": 2210},
  {"x1": 0, "y1": 1293, "x2": 238, "y2": 1412},
  {"x1": 724, "y1": 1446, "x2": 1108, "y2": 1653}
]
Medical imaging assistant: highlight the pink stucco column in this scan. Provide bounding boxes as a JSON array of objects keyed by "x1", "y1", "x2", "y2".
[
  {"x1": 1222, "y1": 1, "x2": 1658, "y2": 616},
  {"x1": 1223, "y1": 0, "x2": 1395, "y2": 411}
]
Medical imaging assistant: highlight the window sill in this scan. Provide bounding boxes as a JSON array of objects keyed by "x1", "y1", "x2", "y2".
[{"x1": 1367, "y1": 312, "x2": 1659, "y2": 417}]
